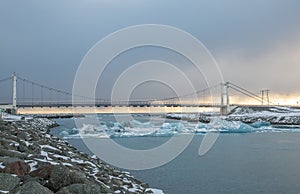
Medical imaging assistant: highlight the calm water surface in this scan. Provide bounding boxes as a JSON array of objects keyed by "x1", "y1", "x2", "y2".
[{"x1": 52, "y1": 115, "x2": 300, "y2": 194}]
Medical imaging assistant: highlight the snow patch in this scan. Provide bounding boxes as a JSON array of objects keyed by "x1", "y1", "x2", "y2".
[
  {"x1": 146, "y1": 188, "x2": 165, "y2": 194},
  {"x1": 41, "y1": 145, "x2": 60, "y2": 151}
]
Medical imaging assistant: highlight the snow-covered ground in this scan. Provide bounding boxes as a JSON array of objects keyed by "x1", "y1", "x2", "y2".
[
  {"x1": 228, "y1": 106, "x2": 300, "y2": 124},
  {"x1": 1, "y1": 112, "x2": 28, "y2": 122}
]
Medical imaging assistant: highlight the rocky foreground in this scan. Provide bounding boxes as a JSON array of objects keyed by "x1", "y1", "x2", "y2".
[{"x1": 0, "y1": 117, "x2": 159, "y2": 194}]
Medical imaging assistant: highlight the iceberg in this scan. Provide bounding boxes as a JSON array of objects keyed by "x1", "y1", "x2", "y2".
[
  {"x1": 57, "y1": 115, "x2": 300, "y2": 140},
  {"x1": 250, "y1": 121, "x2": 271, "y2": 128},
  {"x1": 207, "y1": 118, "x2": 253, "y2": 133}
]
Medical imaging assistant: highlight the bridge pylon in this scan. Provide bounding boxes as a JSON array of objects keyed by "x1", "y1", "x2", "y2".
[
  {"x1": 12, "y1": 72, "x2": 17, "y2": 112},
  {"x1": 220, "y1": 82, "x2": 230, "y2": 115}
]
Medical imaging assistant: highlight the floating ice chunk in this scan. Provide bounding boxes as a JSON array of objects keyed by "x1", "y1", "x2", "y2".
[
  {"x1": 68, "y1": 128, "x2": 79, "y2": 135},
  {"x1": 150, "y1": 123, "x2": 175, "y2": 136},
  {"x1": 250, "y1": 121, "x2": 271, "y2": 128},
  {"x1": 170, "y1": 122, "x2": 184, "y2": 131},
  {"x1": 160, "y1": 123, "x2": 172, "y2": 130},
  {"x1": 208, "y1": 118, "x2": 253, "y2": 133},
  {"x1": 195, "y1": 123, "x2": 208, "y2": 133},
  {"x1": 196, "y1": 123, "x2": 207, "y2": 129},
  {"x1": 81, "y1": 124, "x2": 104, "y2": 134},
  {"x1": 60, "y1": 131, "x2": 69, "y2": 136}
]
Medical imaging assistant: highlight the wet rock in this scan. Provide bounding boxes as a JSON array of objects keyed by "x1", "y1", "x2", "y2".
[
  {"x1": 48, "y1": 165, "x2": 86, "y2": 191},
  {"x1": 3, "y1": 161, "x2": 30, "y2": 176},
  {"x1": 0, "y1": 173, "x2": 20, "y2": 191},
  {"x1": 56, "y1": 183, "x2": 104, "y2": 194},
  {"x1": 11, "y1": 181, "x2": 53, "y2": 194}
]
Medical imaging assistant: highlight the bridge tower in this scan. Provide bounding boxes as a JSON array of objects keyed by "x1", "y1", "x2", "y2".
[
  {"x1": 12, "y1": 72, "x2": 17, "y2": 111},
  {"x1": 226, "y1": 82, "x2": 230, "y2": 113},
  {"x1": 220, "y1": 82, "x2": 230, "y2": 115},
  {"x1": 260, "y1": 89, "x2": 270, "y2": 105}
]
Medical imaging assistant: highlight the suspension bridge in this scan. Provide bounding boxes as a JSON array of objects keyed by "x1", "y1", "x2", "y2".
[{"x1": 0, "y1": 73, "x2": 273, "y2": 115}]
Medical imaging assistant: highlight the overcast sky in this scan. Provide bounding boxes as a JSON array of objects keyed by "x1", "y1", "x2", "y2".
[{"x1": 1, "y1": 0, "x2": 300, "y2": 103}]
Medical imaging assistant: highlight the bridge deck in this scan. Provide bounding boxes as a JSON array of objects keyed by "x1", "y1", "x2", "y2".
[{"x1": 13, "y1": 103, "x2": 224, "y2": 108}]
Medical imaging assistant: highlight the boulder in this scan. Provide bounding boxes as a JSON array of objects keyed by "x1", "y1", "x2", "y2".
[
  {"x1": 3, "y1": 161, "x2": 30, "y2": 176},
  {"x1": 48, "y1": 165, "x2": 86, "y2": 191},
  {"x1": 11, "y1": 181, "x2": 53, "y2": 194},
  {"x1": 0, "y1": 148, "x2": 25, "y2": 159},
  {"x1": 0, "y1": 156, "x2": 21, "y2": 165},
  {"x1": 17, "y1": 144, "x2": 28, "y2": 153},
  {"x1": 16, "y1": 131, "x2": 30, "y2": 141},
  {"x1": 56, "y1": 183, "x2": 106, "y2": 194},
  {"x1": 0, "y1": 173, "x2": 20, "y2": 191},
  {"x1": 111, "y1": 177, "x2": 124, "y2": 186},
  {"x1": 29, "y1": 165, "x2": 52, "y2": 179},
  {"x1": 21, "y1": 174, "x2": 48, "y2": 186}
]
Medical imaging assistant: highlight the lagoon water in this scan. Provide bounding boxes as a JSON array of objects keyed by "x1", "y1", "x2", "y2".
[{"x1": 52, "y1": 114, "x2": 300, "y2": 194}]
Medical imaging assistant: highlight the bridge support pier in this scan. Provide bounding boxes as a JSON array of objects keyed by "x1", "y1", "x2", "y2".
[{"x1": 220, "y1": 106, "x2": 227, "y2": 116}]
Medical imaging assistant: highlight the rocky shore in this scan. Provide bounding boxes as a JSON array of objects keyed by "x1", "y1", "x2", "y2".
[{"x1": 0, "y1": 117, "x2": 159, "y2": 193}]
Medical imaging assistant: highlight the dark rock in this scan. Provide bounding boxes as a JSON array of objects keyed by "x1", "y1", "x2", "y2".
[
  {"x1": 21, "y1": 174, "x2": 48, "y2": 186},
  {"x1": 48, "y1": 165, "x2": 86, "y2": 192},
  {"x1": 11, "y1": 181, "x2": 53, "y2": 194},
  {"x1": 0, "y1": 157, "x2": 21, "y2": 165},
  {"x1": 0, "y1": 148, "x2": 25, "y2": 159},
  {"x1": 29, "y1": 165, "x2": 52, "y2": 179},
  {"x1": 141, "y1": 182, "x2": 149, "y2": 188},
  {"x1": 0, "y1": 173, "x2": 20, "y2": 191},
  {"x1": 18, "y1": 144, "x2": 28, "y2": 152},
  {"x1": 56, "y1": 183, "x2": 105, "y2": 194},
  {"x1": 111, "y1": 177, "x2": 124, "y2": 186},
  {"x1": 98, "y1": 182, "x2": 114, "y2": 193},
  {"x1": 16, "y1": 131, "x2": 30, "y2": 141},
  {"x1": 3, "y1": 161, "x2": 30, "y2": 176}
]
